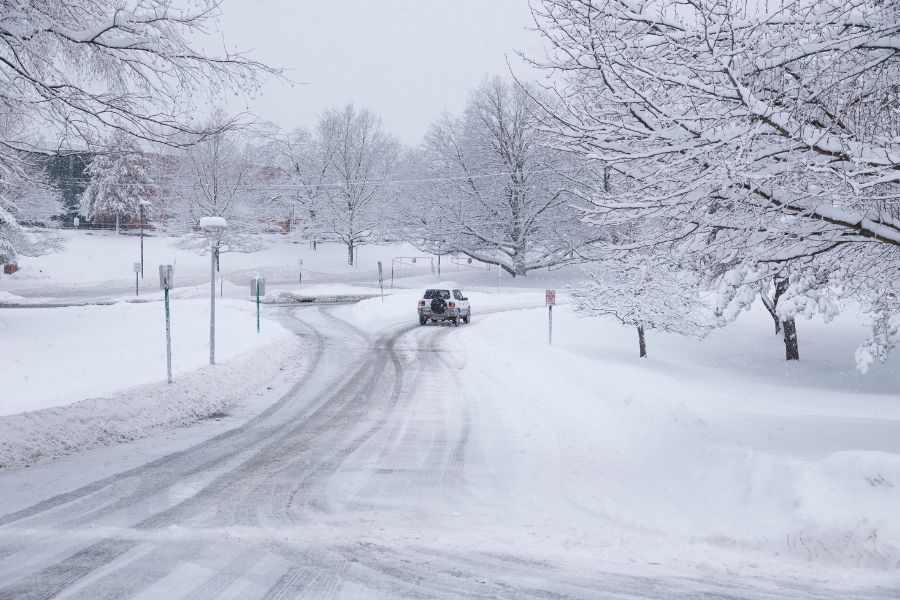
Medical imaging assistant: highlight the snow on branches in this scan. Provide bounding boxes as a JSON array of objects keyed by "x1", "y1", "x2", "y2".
[
  {"x1": 408, "y1": 77, "x2": 600, "y2": 277},
  {"x1": 531, "y1": 0, "x2": 900, "y2": 368},
  {"x1": 81, "y1": 134, "x2": 154, "y2": 233},
  {"x1": 0, "y1": 0, "x2": 279, "y2": 259},
  {"x1": 572, "y1": 262, "x2": 715, "y2": 357}
]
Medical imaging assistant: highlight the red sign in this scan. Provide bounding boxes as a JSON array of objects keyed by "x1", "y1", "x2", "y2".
[{"x1": 546, "y1": 289, "x2": 556, "y2": 305}]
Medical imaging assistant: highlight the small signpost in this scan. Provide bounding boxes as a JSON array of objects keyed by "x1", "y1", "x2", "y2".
[
  {"x1": 251, "y1": 277, "x2": 266, "y2": 333},
  {"x1": 298, "y1": 257, "x2": 303, "y2": 288},
  {"x1": 377, "y1": 261, "x2": 384, "y2": 302},
  {"x1": 159, "y1": 265, "x2": 174, "y2": 290},
  {"x1": 133, "y1": 262, "x2": 142, "y2": 296},
  {"x1": 546, "y1": 289, "x2": 556, "y2": 345},
  {"x1": 159, "y1": 265, "x2": 174, "y2": 383}
]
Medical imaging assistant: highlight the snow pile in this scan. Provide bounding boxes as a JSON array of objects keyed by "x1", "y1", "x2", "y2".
[
  {"x1": 456, "y1": 305, "x2": 900, "y2": 572},
  {"x1": 0, "y1": 291, "x2": 35, "y2": 305},
  {"x1": 0, "y1": 298, "x2": 298, "y2": 470},
  {"x1": 0, "y1": 299, "x2": 290, "y2": 414},
  {"x1": 260, "y1": 284, "x2": 382, "y2": 305},
  {"x1": 0, "y1": 337, "x2": 301, "y2": 471}
]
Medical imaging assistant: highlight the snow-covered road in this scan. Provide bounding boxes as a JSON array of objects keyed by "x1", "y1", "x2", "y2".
[{"x1": 0, "y1": 307, "x2": 889, "y2": 599}]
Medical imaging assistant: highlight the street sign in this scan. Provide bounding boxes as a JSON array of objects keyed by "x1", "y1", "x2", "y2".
[
  {"x1": 159, "y1": 265, "x2": 174, "y2": 289},
  {"x1": 251, "y1": 277, "x2": 266, "y2": 297},
  {"x1": 546, "y1": 289, "x2": 556, "y2": 305},
  {"x1": 133, "y1": 262, "x2": 142, "y2": 273},
  {"x1": 252, "y1": 277, "x2": 265, "y2": 333}
]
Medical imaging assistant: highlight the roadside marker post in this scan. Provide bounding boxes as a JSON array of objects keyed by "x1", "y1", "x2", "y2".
[
  {"x1": 159, "y1": 265, "x2": 174, "y2": 383},
  {"x1": 133, "y1": 262, "x2": 141, "y2": 296},
  {"x1": 298, "y1": 257, "x2": 303, "y2": 289},
  {"x1": 546, "y1": 289, "x2": 556, "y2": 345},
  {"x1": 251, "y1": 277, "x2": 266, "y2": 333},
  {"x1": 377, "y1": 261, "x2": 384, "y2": 302}
]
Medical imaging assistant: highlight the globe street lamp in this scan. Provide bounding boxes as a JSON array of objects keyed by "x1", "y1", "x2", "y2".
[{"x1": 199, "y1": 216, "x2": 228, "y2": 365}]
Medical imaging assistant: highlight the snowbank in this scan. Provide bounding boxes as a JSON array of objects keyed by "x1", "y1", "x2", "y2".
[
  {"x1": 0, "y1": 337, "x2": 301, "y2": 471},
  {"x1": 0, "y1": 299, "x2": 291, "y2": 415},
  {"x1": 455, "y1": 305, "x2": 900, "y2": 573},
  {"x1": 0, "y1": 297, "x2": 298, "y2": 471}
]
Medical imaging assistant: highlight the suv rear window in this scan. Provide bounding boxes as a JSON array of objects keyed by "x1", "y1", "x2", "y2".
[{"x1": 424, "y1": 289, "x2": 451, "y2": 300}]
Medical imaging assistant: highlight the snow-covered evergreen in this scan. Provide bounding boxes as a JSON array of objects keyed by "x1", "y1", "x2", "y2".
[{"x1": 80, "y1": 134, "x2": 154, "y2": 233}]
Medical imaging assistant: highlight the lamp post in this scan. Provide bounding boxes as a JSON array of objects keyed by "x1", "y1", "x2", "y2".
[
  {"x1": 200, "y1": 216, "x2": 228, "y2": 365},
  {"x1": 138, "y1": 200, "x2": 151, "y2": 278}
]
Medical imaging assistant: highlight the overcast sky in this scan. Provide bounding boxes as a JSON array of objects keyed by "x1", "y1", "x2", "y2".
[{"x1": 209, "y1": 0, "x2": 544, "y2": 146}]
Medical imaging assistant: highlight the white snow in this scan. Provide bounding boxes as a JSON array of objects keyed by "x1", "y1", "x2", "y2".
[
  {"x1": 1, "y1": 231, "x2": 898, "y2": 584},
  {"x1": 0, "y1": 335, "x2": 302, "y2": 471},
  {"x1": 0, "y1": 299, "x2": 291, "y2": 416},
  {"x1": 443, "y1": 302, "x2": 900, "y2": 575}
]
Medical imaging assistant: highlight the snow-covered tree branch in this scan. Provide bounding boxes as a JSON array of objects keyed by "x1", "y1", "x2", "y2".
[{"x1": 530, "y1": 0, "x2": 899, "y2": 367}]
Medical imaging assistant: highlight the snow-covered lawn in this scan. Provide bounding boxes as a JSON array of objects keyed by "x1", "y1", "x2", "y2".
[
  {"x1": 447, "y1": 301, "x2": 900, "y2": 577},
  {"x1": 0, "y1": 299, "x2": 290, "y2": 415},
  {"x1": 0, "y1": 230, "x2": 429, "y2": 295},
  {"x1": 0, "y1": 299, "x2": 298, "y2": 470}
]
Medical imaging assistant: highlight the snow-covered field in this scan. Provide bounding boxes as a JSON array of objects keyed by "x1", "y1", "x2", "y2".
[
  {"x1": 0, "y1": 299, "x2": 291, "y2": 415},
  {"x1": 0, "y1": 298, "x2": 298, "y2": 470},
  {"x1": 449, "y1": 304, "x2": 899, "y2": 577},
  {"x1": 0, "y1": 230, "x2": 431, "y2": 297},
  {"x1": 1, "y1": 232, "x2": 898, "y2": 594}
]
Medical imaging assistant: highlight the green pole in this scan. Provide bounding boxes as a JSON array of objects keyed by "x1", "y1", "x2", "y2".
[{"x1": 165, "y1": 277, "x2": 172, "y2": 383}]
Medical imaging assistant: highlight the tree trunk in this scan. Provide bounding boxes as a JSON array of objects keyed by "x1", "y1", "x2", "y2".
[
  {"x1": 760, "y1": 276, "x2": 789, "y2": 335},
  {"x1": 759, "y1": 292, "x2": 781, "y2": 334},
  {"x1": 637, "y1": 325, "x2": 647, "y2": 358},
  {"x1": 782, "y1": 318, "x2": 799, "y2": 361},
  {"x1": 513, "y1": 253, "x2": 527, "y2": 277},
  {"x1": 347, "y1": 241, "x2": 354, "y2": 266},
  {"x1": 115, "y1": 214, "x2": 120, "y2": 234}
]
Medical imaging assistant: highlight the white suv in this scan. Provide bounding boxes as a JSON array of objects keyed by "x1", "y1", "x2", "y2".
[{"x1": 417, "y1": 288, "x2": 471, "y2": 326}]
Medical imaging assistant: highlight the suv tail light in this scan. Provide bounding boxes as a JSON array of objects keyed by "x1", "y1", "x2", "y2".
[
  {"x1": 417, "y1": 300, "x2": 425, "y2": 308},
  {"x1": 449, "y1": 301, "x2": 456, "y2": 309}
]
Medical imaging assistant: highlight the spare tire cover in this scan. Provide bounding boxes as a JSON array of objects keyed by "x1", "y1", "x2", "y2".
[{"x1": 431, "y1": 297, "x2": 447, "y2": 314}]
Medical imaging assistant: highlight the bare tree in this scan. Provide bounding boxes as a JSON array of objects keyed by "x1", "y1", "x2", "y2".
[
  {"x1": 171, "y1": 113, "x2": 271, "y2": 265},
  {"x1": 315, "y1": 105, "x2": 400, "y2": 265},
  {"x1": 409, "y1": 77, "x2": 599, "y2": 276},
  {"x1": 262, "y1": 125, "x2": 331, "y2": 248}
]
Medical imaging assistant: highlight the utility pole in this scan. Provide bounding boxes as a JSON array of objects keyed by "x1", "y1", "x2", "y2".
[
  {"x1": 139, "y1": 200, "x2": 151, "y2": 278},
  {"x1": 200, "y1": 217, "x2": 228, "y2": 365}
]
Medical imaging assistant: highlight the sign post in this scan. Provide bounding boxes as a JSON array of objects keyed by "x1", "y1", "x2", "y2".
[
  {"x1": 377, "y1": 261, "x2": 384, "y2": 302},
  {"x1": 546, "y1": 289, "x2": 556, "y2": 345},
  {"x1": 298, "y1": 257, "x2": 303, "y2": 289},
  {"x1": 133, "y1": 262, "x2": 141, "y2": 296},
  {"x1": 160, "y1": 265, "x2": 174, "y2": 383},
  {"x1": 251, "y1": 277, "x2": 266, "y2": 333}
]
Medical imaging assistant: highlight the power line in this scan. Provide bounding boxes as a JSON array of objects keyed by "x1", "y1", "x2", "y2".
[{"x1": 40, "y1": 165, "x2": 594, "y2": 191}]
